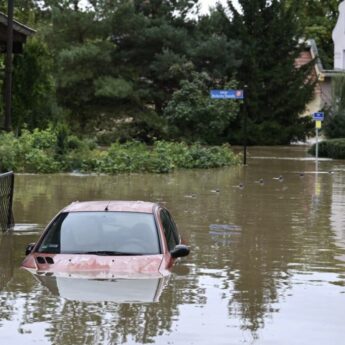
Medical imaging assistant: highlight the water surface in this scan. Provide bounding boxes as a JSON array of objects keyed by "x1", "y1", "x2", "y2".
[{"x1": 1, "y1": 146, "x2": 345, "y2": 344}]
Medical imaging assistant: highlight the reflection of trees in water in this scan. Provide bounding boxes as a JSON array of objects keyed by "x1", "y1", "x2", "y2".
[
  {"x1": 227, "y1": 243, "x2": 292, "y2": 332},
  {"x1": 224, "y1": 169, "x2": 338, "y2": 333},
  {"x1": 180, "y1": 162, "x2": 339, "y2": 333},
  {"x1": 0, "y1": 234, "x2": 14, "y2": 292}
]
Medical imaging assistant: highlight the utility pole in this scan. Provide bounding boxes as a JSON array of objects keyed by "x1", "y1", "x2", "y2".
[
  {"x1": 4, "y1": 0, "x2": 14, "y2": 131},
  {"x1": 242, "y1": 85, "x2": 248, "y2": 165}
]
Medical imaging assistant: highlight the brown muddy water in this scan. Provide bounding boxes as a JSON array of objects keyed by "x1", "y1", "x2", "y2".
[{"x1": 1, "y1": 146, "x2": 345, "y2": 344}]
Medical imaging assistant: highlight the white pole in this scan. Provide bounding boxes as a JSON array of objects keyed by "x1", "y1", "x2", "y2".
[{"x1": 315, "y1": 127, "x2": 319, "y2": 163}]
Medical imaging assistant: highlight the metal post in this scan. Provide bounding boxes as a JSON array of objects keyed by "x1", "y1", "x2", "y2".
[
  {"x1": 243, "y1": 86, "x2": 248, "y2": 165},
  {"x1": 4, "y1": 0, "x2": 14, "y2": 131},
  {"x1": 7, "y1": 172, "x2": 14, "y2": 229},
  {"x1": 315, "y1": 127, "x2": 319, "y2": 163}
]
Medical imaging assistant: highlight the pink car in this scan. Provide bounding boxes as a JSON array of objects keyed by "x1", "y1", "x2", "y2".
[{"x1": 22, "y1": 201, "x2": 190, "y2": 277}]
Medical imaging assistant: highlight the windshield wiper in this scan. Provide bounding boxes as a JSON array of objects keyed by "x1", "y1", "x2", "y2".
[{"x1": 82, "y1": 251, "x2": 144, "y2": 256}]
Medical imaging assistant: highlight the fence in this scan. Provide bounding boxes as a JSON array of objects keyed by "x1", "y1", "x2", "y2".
[{"x1": 0, "y1": 171, "x2": 14, "y2": 231}]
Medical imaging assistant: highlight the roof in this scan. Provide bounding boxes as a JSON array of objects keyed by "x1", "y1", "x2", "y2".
[
  {"x1": 307, "y1": 39, "x2": 345, "y2": 79},
  {"x1": 0, "y1": 12, "x2": 36, "y2": 53},
  {"x1": 63, "y1": 201, "x2": 157, "y2": 213},
  {"x1": 0, "y1": 12, "x2": 36, "y2": 37}
]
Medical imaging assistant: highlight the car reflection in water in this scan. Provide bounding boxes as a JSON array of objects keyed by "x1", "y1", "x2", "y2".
[{"x1": 33, "y1": 271, "x2": 169, "y2": 303}]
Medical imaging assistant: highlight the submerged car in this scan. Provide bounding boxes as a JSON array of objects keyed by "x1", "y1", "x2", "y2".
[{"x1": 22, "y1": 201, "x2": 190, "y2": 277}]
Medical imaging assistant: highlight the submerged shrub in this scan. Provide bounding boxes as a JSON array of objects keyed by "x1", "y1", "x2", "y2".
[
  {"x1": 309, "y1": 139, "x2": 345, "y2": 159},
  {"x1": 0, "y1": 129, "x2": 240, "y2": 174}
]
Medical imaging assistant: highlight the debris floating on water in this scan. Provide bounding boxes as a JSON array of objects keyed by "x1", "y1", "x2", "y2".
[
  {"x1": 209, "y1": 224, "x2": 242, "y2": 233},
  {"x1": 273, "y1": 175, "x2": 284, "y2": 182},
  {"x1": 210, "y1": 189, "x2": 220, "y2": 193},
  {"x1": 233, "y1": 183, "x2": 244, "y2": 189},
  {"x1": 184, "y1": 194, "x2": 197, "y2": 199}
]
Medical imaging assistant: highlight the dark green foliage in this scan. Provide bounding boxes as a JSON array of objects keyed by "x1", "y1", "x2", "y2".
[
  {"x1": 324, "y1": 74, "x2": 345, "y2": 139},
  {"x1": 225, "y1": 0, "x2": 316, "y2": 145},
  {"x1": 37, "y1": 0, "x2": 241, "y2": 139},
  {"x1": 164, "y1": 73, "x2": 240, "y2": 143},
  {"x1": 55, "y1": 123, "x2": 69, "y2": 156},
  {"x1": 324, "y1": 112, "x2": 345, "y2": 139},
  {"x1": 12, "y1": 39, "x2": 55, "y2": 130},
  {"x1": 309, "y1": 139, "x2": 345, "y2": 159},
  {"x1": 286, "y1": 0, "x2": 340, "y2": 69}
]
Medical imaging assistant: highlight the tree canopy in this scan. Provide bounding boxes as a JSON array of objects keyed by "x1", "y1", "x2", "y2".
[
  {"x1": 223, "y1": 0, "x2": 316, "y2": 144},
  {"x1": 1, "y1": 0, "x2": 333, "y2": 145}
]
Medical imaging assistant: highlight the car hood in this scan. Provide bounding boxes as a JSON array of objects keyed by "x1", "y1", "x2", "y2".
[{"x1": 22, "y1": 253, "x2": 166, "y2": 277}]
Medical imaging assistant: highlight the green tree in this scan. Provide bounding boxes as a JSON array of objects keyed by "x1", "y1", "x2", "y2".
[
  {"x1": 37, "y1": 1, "x2": 200, "y2": 136},
  {"x1": 164, "y1": 72, "x2": 240, "y2": 144},
  {"x1": 324, "y1": 74, "x2": 345, "y2": 138},
  {"x1": 224, "y1": 0, "x2": 315, "y2": 145},
  {"x1": 192, "y1": 7, "x2": 241, "y2": 81},
  {"x1": 12, "y1": 38, "x2": 55, "y2": 130},
  {"x1": 110, "y1": 1, "x2": 240, "y2": 141},
  {"x1": 111, "y1": 0, "x2": 199, "y2": 115},
  {"x1": 286, "y1": 0, "x2": 340, "y2": 69},
  {"x1": 40, "y1": 1, "x2": 118, "y2": 131},
  {"x1": 0, "y1": 0, "x2": 40, "y2": 25}
]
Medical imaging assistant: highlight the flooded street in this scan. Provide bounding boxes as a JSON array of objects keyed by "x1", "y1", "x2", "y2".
[{"x1": 1, "y1": 146, "x2": 345, "y2": 344}]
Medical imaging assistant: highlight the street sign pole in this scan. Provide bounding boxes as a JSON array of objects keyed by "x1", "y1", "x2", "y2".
[
  {"x1": 315, "y1": 126, "x2": 319, "y2": 163},
  {"x1": 313, "y1": 113, "x2": 324, "y2": 164},
  {"x1": 243, "y1": 86, "x2": 248, "y2": 165}
]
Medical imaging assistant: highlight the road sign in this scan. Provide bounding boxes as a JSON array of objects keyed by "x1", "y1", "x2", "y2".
[
  {"x1": 313, "y1": 112, "x2": 324, "y2": 121},
  {"x1": 210, "y1": 89, "x2": 244, "y2": 99},
  {"x1": 315, "y1": 120, "x2": 322, "y2": 129}
]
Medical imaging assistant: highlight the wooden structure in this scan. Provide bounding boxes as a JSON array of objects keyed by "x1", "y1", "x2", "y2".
[{"x1": 0, "y1": 11, "x2": 35, "y2": 54}]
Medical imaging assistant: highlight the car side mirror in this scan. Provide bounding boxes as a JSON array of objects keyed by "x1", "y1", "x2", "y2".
[
  {"x1": 25, "y1": 243, "x2": 36, "y2": 256},
  {"x1": 171, "y1": 244, "x2": 190, "y2": 259}
]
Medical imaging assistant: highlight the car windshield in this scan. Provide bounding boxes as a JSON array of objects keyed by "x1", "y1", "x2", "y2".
[{"x1": 37, "y1": 211, "x2": 160, "y2": 255}]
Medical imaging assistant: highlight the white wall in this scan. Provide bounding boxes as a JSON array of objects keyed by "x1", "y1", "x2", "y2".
[{"x1": 332, "y1": 1, "x2": 345, "y2": 70}]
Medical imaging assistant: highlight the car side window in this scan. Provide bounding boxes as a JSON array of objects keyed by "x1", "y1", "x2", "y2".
[
  {"x1": 160, "y1": 209, "x2": 178, "y2": 251},
  {"x1": 165, "y1": 210, "x2": 180, "y2": 244}
]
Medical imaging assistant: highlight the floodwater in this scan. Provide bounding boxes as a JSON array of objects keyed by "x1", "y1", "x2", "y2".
[{"x1": 1, "y1": 146, "x2": 345, "y2": 344}]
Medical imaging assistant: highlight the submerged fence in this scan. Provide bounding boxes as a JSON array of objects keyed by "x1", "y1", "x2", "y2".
[{"x1": 0, "y1": 171, "x2": 14, "y2": 231}]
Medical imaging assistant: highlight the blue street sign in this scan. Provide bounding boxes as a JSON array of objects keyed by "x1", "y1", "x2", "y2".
[
  {"x1": 210, "y1": 89, "x2": 244, "y2": 99},
  {"x1": 313, "y1": 112, "x2": 324, "y2": 121}
]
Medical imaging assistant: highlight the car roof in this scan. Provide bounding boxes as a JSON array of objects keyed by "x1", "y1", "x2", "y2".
[{"x1": 62, "y1": 201, "x2": 158, "y2": 214}]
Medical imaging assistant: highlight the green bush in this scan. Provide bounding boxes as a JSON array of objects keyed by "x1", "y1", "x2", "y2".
[
  {"x1": 309, "y1": 139, "x2": 345, "y2": 159},
  {"x1": 0, "y1": 129, "x2": 240, "y2": 174},
  {"x1": 0, "y1": 132, "x2": 20, "y2": 172},
  {"x1": 324, "y1": 113, "x2": 345, "y2": 139}
]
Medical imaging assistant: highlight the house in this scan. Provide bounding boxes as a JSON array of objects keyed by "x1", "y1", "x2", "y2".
[
  {"x1": 297, "y1": 1, "x2": 345, "y2": 116},
  {"x1": 296, "y1": 39, "x2": 344, "y2": 116},
  {"x1": 333, "y1": 1, "x2": 345, "y2": 71}
]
